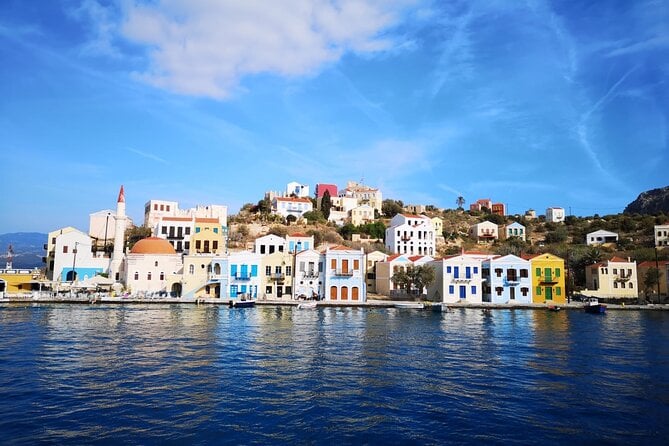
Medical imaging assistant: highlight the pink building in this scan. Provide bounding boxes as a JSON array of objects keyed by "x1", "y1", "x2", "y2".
[{"x1": 315, "y1": 183, "x2": 338, "y2": 198}]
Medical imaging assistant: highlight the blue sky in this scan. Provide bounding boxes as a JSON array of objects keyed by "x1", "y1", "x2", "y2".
[{"x1": 1, "y1": 0, "x2": 668, "y2": 234}]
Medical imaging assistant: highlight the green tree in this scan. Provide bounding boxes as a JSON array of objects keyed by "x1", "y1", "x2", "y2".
[
  {"x1": 256, "y1": 197, "x2": 271, "y2": 215},
  {"x1": 321, "y1": 190, "x2": 332, "y2": 219},
  {"x1": 125, "y1": 225, "x2": 151, "y2": 250},
  {"x1": 286, "y1": 215, "x2": 297, "y2": 224},
  {"x1": 339, "y1": 223, "x2": 357, "y2": 240},
  {"x1": 643, "y1": 268, "x2": 661, "y2": 302},
  {"x1": 391, "y1": 268, "x2": 411, "y2": 293},
  {"x1": 410, "y1": 265, "x2": 436, "y2": 295},
  {"x1": 269, "y1": 225, "x2": 288, "y2": 237},
  {"x1": 302, "y1": 210, "x2": 326, "y2": 224},
  {"x1": 544, "y1": 226, "x2": 568, "y2": 244},
  {"x1": 382, "y1": 199, "x2": 404, "y2": 218},
  {"x1": 484, "y1": 214, "x2": 506, "y2": 225}
]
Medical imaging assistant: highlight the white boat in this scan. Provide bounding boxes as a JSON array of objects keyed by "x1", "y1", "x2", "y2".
[
  {"x1": 394, "y1": 302, "x2": 425, "y2": 309},
  {"x1": 297, "y1": 301, "x2": 318, "y2": 309}
]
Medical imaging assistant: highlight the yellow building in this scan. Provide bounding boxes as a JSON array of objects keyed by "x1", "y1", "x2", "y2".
[
  {"x1": 260, "y1": 251, "x2": 294, "y2": 299},
  {"x1": 0, "y1": 268, "x2": 42, "y2": 296},
  {"x1": 189, "y1": 218, "x2": 225, "y2": 255},
  {"x1": 181, "y1": 255, "x2": 218, "y2": 298},
  {"x1": 524, "y1": 253, "x2": 566, "y2": 304}
]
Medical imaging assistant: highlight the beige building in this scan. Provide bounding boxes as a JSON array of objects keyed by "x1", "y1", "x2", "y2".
[
  {"x1": 365, "y1": 250, "x2": 388, "y2": 294},
  {"x1": 350, "y1": 204, "x2": 376, "y2": 226},
  {"x1": 182, "y1": 255, "x2": 217, "y2": 298},
  {"x1": 375, "y1": 254, "x2": 413, "y2": 296},
  {"x1": 260, "y1": 251, "x2": 294, "y2": 299},
  {"x1": 124, "y1": 237, "x2": 183, "y2": 296},
  {"x1": 470, "y1": 221, "x2": 499, "y2": 243},
  {"x1": 585, "y1": 256, "x2": 638, "y2": 299},
  {"x1": 655, "y1": 224, "x2": 669, "y2": 247},
  {"x1": 340, "y1": 181, "x2": 383, "y2": 213}
]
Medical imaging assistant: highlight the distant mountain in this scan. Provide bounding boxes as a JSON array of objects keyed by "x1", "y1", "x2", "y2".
[
  {"x1": 0, "y1": 232, "x2": 47, "y2": 270},
  {"x1": 624, "y1": 186, "x2": 669, "y2": 216}
]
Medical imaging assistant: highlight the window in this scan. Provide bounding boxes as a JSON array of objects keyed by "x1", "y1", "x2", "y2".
[
  {"x1": 621, "y1": 282, "x2": 626, "y2": 289},
  {"x1": 613, "y1": 268, "x2": 618, "y2": 275},
  {"x1": 275, "y1": 266, "x2": 282, "y2": 274},
  {"x1": 196, "y1": 240, "x2": 202, "y2": 251},
  {"x1": 614, "y1": 282, "x2": 618, "y2": 288},
  {"x1": 473, "y1": 267, "x2": 478, "y2": 274},
  {"x1": 147, "y1": 272, "x2": 152, "y2": 280},
  {"x1": 354, "y1": 259, "x2": 359, "y2": 270},
  {"x1": 556, "y1": 287, "x2": 561, "y2": 296},
  {"x1": 495, "y1": 268, "x2": 503, "y2": 277},
  {"x1": 630, "y1": 283, "x2": 633, "y2": 289},
  {"x1": 299, "y1": 262, "x2": 305, "y2": 272},
  {"x1": 154, "y1": 261, "x2": 158, "y2": 267},
  {"x1": 495, "y1": 287, "x2": 503, "y2": 296},
  {"x1": 536, "y1": 286, "x2": 542, "y2": 296},
  {"x1": 214, "y1": 227, "x2": 218, "y2": 234},
  {"x1": 189, "y1": 265, "x2": 194, "y2": 274},
  {"x1": 521, "y1": 287, "x2": 529, "y2": 297},
  {"x1": 265, "y1": 266, "x2": 272, "y2": 276},
  {"x1": 448, "y1": 285, "x2": 454, "y2": 294},
  {"x1": 134, "y1": 271, "x2": 139, "y2": 280},
  {"x1": 185, "y1": 227, "x2": 191, "y2": 235},
  {"x1": 286, "y1": 266, "x2": 292, "y2": 276},
  {"x1": 471, "y1": 286, "x2": 476, "y2": 294},
  {"x1": 160, "y1": 272, "x2": 165, "y2": 280},
  {"x1": 535, "y1": 267, "x2": 541, "y2": 276},
  {"x1": 446, "y1": 266, "x2": 452, "y2": 273},
  {"x1": 555, "y1": 269, "x2": 561, "y2": 278},
  {"x1": 160, "y1": 204, "x2": 164, "y2": 211},
  {"x1": 260, "y1": 245, "x2": 266, "y2": 254},
  {"x1": 520, "y1": 269, "x2": 528, "y2": 278},
  {"x1": 213, "y1": 241, "x2": 218, "y2": 251},
  {"x1": 331, "y1": 259, "x2": 336, "y2": 270},
  {"x1": 319, "y1": 262, "x2": 323, "y2": 272},
  {"x1": 195, "y1": 227, "x2": 201, "y2": 233},
  {"x1": 162, "y1": 226, "x2": 167, "y2": 235},
  {"x1": 184, "y1": 241, "x2": 190, "y2": 250}
]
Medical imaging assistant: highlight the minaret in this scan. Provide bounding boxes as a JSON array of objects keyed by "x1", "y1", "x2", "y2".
[{"x1": 109, "y1": 185, "x2": 127, "y2": 282}]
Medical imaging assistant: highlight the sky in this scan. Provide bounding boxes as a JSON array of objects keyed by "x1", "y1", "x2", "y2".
[{"x1": 1, "y1": 0, "x2": 668, "y2": 234}]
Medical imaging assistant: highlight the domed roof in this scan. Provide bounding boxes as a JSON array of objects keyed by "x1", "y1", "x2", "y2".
[{"x1": 131, "y1": 237, "x2": 177, "y2": 255}]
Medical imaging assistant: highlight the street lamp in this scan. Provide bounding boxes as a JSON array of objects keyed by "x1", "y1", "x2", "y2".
[
  {"x1": 71, "y1": 241, "x2": 79, "y2": 284},
  {"x1": 103, "y1": 212, "x2": 111, "y2": 256}
]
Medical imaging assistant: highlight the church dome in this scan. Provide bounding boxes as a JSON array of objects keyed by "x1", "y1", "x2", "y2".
[{"x1": 130, "y1": 237, "x2": 177, "y2": 255}]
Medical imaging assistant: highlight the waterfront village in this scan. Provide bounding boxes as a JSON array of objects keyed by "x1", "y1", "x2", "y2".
[{"x1": 1, "y1": 180, "x2": 668, "y2": 308}]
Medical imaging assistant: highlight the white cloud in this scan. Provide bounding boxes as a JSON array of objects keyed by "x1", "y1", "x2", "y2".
[{"x1": 118, "y1": 0, "x2": 414, "y2": 98}]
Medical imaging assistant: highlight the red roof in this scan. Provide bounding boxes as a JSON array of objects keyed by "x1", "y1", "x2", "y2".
[
  {"x1": 276, "y1": 197, "x2": 311, "y2": 203},
  {"x1": 162, "y1": 216, "x2": 192, "y2": 222},
  {"x1": 195, "y1": 218, "x2": 218, "y2": 223},
  {"x1": 117, "y1": 185, "x2": 125, "y2": 203},
  {"x1": 289, "y1": 232, "x2": 309, "y2": 237},
  {"x1": 401, "y1": 213, "x2": 427, "y2": 219},
  {"x1": 609, "y1": 256, "x2": 629, "y2": 262},
  {"x1": 638, "y1": 260, "x2": 669, "y2": 267}
]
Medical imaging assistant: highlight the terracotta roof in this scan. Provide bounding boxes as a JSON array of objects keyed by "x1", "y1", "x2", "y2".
[
  {"x1": 162, "y1": 217, "x2": 192, "y2": 222},
  {"x1": 520, "y1": 254, "x2": 538, "y2": 260},
  {"x1": 408, "y1": 255, "x2": 424, "y2": 262},
  {"x1": 195, "y1": 218, "x2": 218, "y2": 223},
  {"x1": 131, "y1": 237, "x2": 176, "y2": 255},
  {"x1": 289, "y1": 232, "x2": 309, "y2": 237},
  {"x1": 387, "y1": 254, "x2": 403, "y2": 261},
  {"x1": 609, "y1": 256, "x2": 629, "y2": 262},
  {"x1": 401, "y1": 213, "x2": 427, "y2": 219},
  {"x1": 638, "y1": 260, "x2": 669, "y2": 267}
]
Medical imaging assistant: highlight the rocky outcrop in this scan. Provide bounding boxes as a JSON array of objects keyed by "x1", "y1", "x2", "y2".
[{"x1": 624, "y1": 186, "x2": 669, "y2": 215}]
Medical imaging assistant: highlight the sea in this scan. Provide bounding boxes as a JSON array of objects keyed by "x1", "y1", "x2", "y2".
[{"x1": 0, "y1": 304, "x2": 668, "y2": 445}]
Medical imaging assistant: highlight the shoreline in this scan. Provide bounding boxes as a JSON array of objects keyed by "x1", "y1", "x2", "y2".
[{"x1": 1, "y1": 296, "x2": 668, "y2": 311}]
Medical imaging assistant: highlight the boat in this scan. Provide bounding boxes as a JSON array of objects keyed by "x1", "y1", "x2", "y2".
[
  {"x1": 547, "y1": 305, "x2": 561, "y2": 312},
  {"x1": 229, "y1": 299, "x2": 255, "y2": 308},
  {"x1": 583, "y1": 298, "x2": 606, "y2": 314},
  {"x1": 394, "y1": 302, "x2": 425, "y2": 309},
  {"x1": 297, "y1": 301, "x2": 318, "y2": 309}
]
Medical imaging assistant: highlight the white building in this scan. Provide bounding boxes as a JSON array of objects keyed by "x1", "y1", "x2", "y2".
[
  {"x1": 88, "y1": 209, "x2": 133, "y2": 246},
  {"x1": 586, "y1": 229, "x2": 619, "y2": 246},
  {"x1": 483, "y1": 254, "x2": 532, "y2": 304},
  {"x1": 286, "y1": 181, "x2": 310, "y2": 198},
  {"x1": 286, "y1": 233, "x2": 314, "y2": 253},
  {"x1": 428, "y1": 253, "x2": 495, "y2": 304},
  {"x1": 212, "y1": 252, "x2": 262, "y2": 301},
  {"x1": 502, "y1": 222, "x2": 526, "y2": 241},
  {"x1": 52, "y1": 229, "x2": 110, "y2": 284},
  {"x1": 470, "y1": 221, "x2": 499, "y2": 243},
  {"x1": 546, "y1": 207, "x2": 565, "y2": 223},
  {"x1": 273, "y1": 197, "x2": 313, "y2": 219},
  {"x1": 294, "y1": 249, "x2": 324, "y2": 299},
  {"x1": 323, "y1": 246, "x2": 366, "y2": 302},
  {"x1": 144, "y1": 200, "x2": 227, "y2": 235},
  {"x1": 655, "y1": 224, "x2": 669, "y2": 247},
  {"x1": 385, "y1": 214, "x2": 435, "y2": 256},
  {"x1": 584, "y1": 256, "x2": 638, "y2": 299},
  {"x1": 254, "y1": 234, "x2": 287, "y2": 255},
  {"x1": 123, "y1": 237, "x2": 183, "y2": 295}
]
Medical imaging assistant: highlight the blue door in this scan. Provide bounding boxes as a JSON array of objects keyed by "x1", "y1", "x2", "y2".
[{"x1": 459, "y1": 285, "x2": 466, "y2": 299}]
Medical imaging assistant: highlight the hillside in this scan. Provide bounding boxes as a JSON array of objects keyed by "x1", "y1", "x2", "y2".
[
  {"x1": 624, "y1": 186, "x2": 669, "y2": 215},
  {"x1": 0, "y1": 232, "x2": 46, "y2": 269}
]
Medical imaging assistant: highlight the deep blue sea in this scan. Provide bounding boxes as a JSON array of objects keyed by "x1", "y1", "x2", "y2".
[{"x1": 0, "y1": 304, "x2": 668, "y2": 445}]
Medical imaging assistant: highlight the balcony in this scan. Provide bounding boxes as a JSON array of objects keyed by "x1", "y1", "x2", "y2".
[
  {"x1": 233, "y1": 273, "x2": 252, "y2": 281},
  {"x1": 400, "y1": 236, "x2": 412, "y2": 242},
  {"x1": 538, "y1": 275, "x2": 558, "y2": 284},
  {"x1": 452, "y1": 277, "x2": 471, "y2": 283},
  {"x1": 615, "y1": 275, "x2": 631, "y2": 282},
  {"x1": 303, "y1": 271, "x2": 320, "y2": 279},
  {"x1": 334, "y1": 269, "x2": 354, "y2": 277},
  {"x1": 270, "y1": 273, "x2": 285, "y2": 281}
]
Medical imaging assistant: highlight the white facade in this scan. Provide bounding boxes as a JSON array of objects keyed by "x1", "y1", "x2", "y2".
[
  {"x1": 655, "y1": 224, "x2": 669, "y2": 247},
  {"x1": 124, "y1": 252, "x2": 182, "y2": 295},
  {"x1": 428, "y1": 253, "x2": 495, "y2": 304},
  {"x1": 212, "y1": 252, "x2": 262, "y2": 300},
  {"x1": 385, "y1": 214, "x2": 435, "y2": 256},
  {"x1": 286, "y1": 182, "x2": 310, "y2": 198},
  {"x1": 470, "y1": 221, "x2": 499, "y2": 242},
  {"x1": 339, "y1": 181, "x2": 383, "y2": 212},
  {"x1": 294, "y1": 249, "x2": 324, "y2": 299},
  {"x1": 53, "y1": 229, "x2": 110, "y2": 283},
  {"x1": 323, "y1": 246, "x2": 366, "y2": 302},
  {"x1": 273, "y1": 197, "x2": 313, "y2": 218},
  {"x1": 502, "y1": 222, "x2": 526, "y2": 241},
  {"x1": 144, "y1": 200, "x2": 227, "y2": 234},
  {"x1": 254, "y1": 234, "x2": 287, "y2": 255},
  {"x1": 587, "y1": 229, "x2": 619, "y2": 246},
  {"x1": 483, "y1": 255, "x2": 532, "y2": 304},
  {"x1": 89, "y1": 209, "x2": 132, "y2": 244},
  {"x1": 546, "y1": 207, "x2": 565, "y2": 223},
  {"x1": 156, "y1": 217, "x2": 194, "y2": 253}
]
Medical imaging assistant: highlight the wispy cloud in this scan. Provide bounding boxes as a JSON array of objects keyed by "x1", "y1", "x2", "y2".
[
  {"x1": 126, "y1": 147, "x2": 168, "y2": 165},
  {"x1": 114, "y1": 0, "x2": 417, "y2": 99}
]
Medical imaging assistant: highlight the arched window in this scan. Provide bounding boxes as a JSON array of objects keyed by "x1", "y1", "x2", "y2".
[
  {"x1": 214, "y1": 264, "x2": 221, "y2": 275},
  {"x1": 341, "y1": 286, "x2": 348, "y2": 300},
  {"x1": 189, "y1": 264, "x2": 194, "y2": 274},
  {"x1": 134, "y1": 271, "x2": 139, "y2": 280},
  {"x1": 160, "y1": 272, "x2": 165, "y2": 281},
  {"x1": 330, "y1": 286, "x2": 337, "y2": 300},
  {"x1": 147, "y1": 272, "x2": 152, "y2": 281}
]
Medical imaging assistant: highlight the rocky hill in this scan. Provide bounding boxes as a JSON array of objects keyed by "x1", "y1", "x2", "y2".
[{"x1": 624, "y1": 186, "x2": 669, "y2": 215}]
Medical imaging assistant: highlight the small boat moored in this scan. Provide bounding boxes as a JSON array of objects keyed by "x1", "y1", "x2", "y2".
[
  {"x1": 297, "y1": 301, "x2": 317, "y2": 309},
  {"x1": 583, "y1": 298, "x2": 606, "y2": 314},
  {"x1": 547, "y1": 305, "x2": 561, "y2": 312},
  {"x1": 229, "y1": 299, "x2": 255, "y2": 308},
  {"x1": 394, "y1": 302, "x2": 425, "y2": 309}
]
